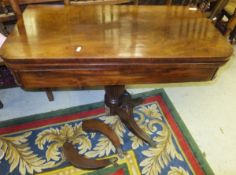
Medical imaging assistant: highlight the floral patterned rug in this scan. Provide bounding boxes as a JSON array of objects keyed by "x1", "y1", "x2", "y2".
[{"x1": 0, "y1": 89, "x2": 214, "y2": 175}]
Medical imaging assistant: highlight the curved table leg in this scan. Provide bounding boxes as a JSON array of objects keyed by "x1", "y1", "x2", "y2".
[
  {"x1": 63, "y1": 85, "x2": 156, "y2": 170},
  {"x1": 105, "y1": 85, "x2": 157, "y2": 147},
  {"x1": 63, "y1": 142, "x2": 117, "y2": 170},
  {"x1": 114, "y1": 107, "x2": 157, "y2": 147},
  {"x1": 82, "y1": 119, "x2": 124, "y2": 158}
]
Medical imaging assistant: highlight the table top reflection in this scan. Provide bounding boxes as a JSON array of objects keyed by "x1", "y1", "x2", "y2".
[{"x1": 1, "y1": 5, "x2": 232, "y2": 63}]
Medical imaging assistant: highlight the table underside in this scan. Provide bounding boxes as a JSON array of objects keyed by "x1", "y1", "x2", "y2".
[{"x1": 7, "y1": 61, "x2": 223, "y2": 89}]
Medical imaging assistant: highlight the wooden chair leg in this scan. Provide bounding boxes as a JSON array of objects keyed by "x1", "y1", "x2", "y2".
[
  {"x1": 229, "y1": 27, "x2": 236, "y2": 43},
  {"x1": 45, "y1": 90, "x2": 54, "y2": 102},
  {"x1": 209, "y1": 0, "x2": 229, "y2": 19},
  {"x1": 9, "y1": 0, "x2": 22, "y2": 19},
  {"x1": 225, "y1": 9, "x2": 236, "y2": 36},
  {"x1": 0, "y1": 100, "x2": 3, "y2": 109}
]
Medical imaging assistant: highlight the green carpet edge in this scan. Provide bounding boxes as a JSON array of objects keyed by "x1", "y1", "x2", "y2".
[
  {"x1": 0, "y1": 88, "x2": 214, "y2": 175},
  {"x1": 0, "y1": 101, "x2": 105, "y2": 128},
  {"x1": 158, "y1": 89, "x2": 215, "y2": 175}
]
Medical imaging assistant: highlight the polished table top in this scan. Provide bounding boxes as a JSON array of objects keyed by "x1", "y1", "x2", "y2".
[
  {"x1": 0, "y1": 5, "x2": 233, "y2": 88},
  {"x1": 1, "y1": 5, "x2": 232, "y2": 63}
]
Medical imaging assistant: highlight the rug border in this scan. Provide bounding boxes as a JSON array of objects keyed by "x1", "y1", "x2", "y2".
[
  {"x1": 151, "y1": 89, "x2": 215, "y2": 175},
  {"x1": 0, "y1": 100, "x2": 104, "y2": 128},
  {"x1": 0, "y1": 88, "x2": 214, "y2": 175}
]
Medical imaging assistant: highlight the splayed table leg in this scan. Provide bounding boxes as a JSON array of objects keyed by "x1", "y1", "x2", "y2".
[
  {"x1": 105, "y1": 85, "x2": 157, "y2": 147},
  {"x1": 82, "y1": 119, "x2": 124, "y2": 158},
  {"x1": 63, "y1": 142, "x2": 117, "y2": 170}
]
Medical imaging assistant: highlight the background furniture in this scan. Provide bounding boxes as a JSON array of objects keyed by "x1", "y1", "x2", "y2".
[
  {"x1": 224, "y1": 8, "x2": 236, "y2": 42},
  {"x1": 207, "y1": 0, "x2": 229, "y2": 19},
  {"x1": 216, "y1": 0, "x2": 236, "y2": 42},
  {"x1": 0, "y1": 0, "x2": 62, "y2": 107},
  {"x1": 226, "y1": 9, "x2": 236, "y2": 42}
]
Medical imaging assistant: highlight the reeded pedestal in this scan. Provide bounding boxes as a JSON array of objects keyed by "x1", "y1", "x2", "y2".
[{"x1": 104, "y1": 85, "x2": 156, "y2": 147}]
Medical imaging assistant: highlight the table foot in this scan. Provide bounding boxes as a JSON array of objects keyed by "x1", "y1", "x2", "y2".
[
  {"x1": 114, "y1": 106, "x2": 157, "y2": 147},
  {"x1": 105, "y1": 85, "x2": 157, "y2": 147},
  {"x1": 82, "y1": 119, "x2": 124, "y2": 159},
  {"x1": 63, "y1": 142, "x2": 118, "y2": 170}
]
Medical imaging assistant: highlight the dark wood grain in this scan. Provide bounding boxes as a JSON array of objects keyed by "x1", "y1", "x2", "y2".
[
  {"x1": 45, "y1": 89, "x2": 54, "y2": 101},
  {"x1": 7, "y1": 62, "x2": 221, "y2": 88},
  {"x1": 63, "y1": 142, "x2": 117, "y2": 170},
  {"x1": 82, "y1": 119, "x2": 124, "y2": 158},
  {"x1": 0, "y1": 5, "x2": 233, "y2": 89}
]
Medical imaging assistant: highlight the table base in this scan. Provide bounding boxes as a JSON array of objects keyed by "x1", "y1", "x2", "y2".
[
  {"x1": 62, "y1": 85, "x2": 156, "y2": 170},
  {"x1": 104, "y1": 85, "x2": 157, "y2": 147}
]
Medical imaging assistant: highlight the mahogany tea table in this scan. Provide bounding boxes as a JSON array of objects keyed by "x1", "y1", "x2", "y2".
[{"x1": 0, "y1": 5, "x2": 233, "y2": 169}]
